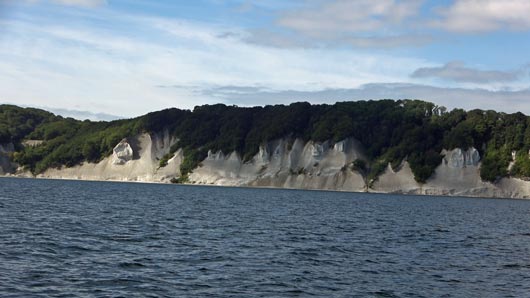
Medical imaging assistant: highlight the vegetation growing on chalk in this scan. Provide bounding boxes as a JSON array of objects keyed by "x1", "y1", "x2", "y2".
[{"x1": 3, "y1": 99, "x2": 530, "y2": 183}]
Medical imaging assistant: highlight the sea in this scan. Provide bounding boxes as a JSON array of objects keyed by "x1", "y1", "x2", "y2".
[{"x1": 1, "y1": 177, "x2": 530, "y2": 297}]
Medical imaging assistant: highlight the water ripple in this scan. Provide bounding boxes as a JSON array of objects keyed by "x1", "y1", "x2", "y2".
[{"x1": 2, "y1": 177, "x2": 530, "y2": 297}]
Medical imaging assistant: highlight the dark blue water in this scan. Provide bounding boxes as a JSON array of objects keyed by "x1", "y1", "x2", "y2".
[{"x1": 1, "y1": 178, "x2": 530, "y2": 297}]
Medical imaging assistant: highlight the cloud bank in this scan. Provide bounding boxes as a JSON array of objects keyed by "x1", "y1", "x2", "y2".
[
  {"x1": 411, "y1": 61, "x2": 529, "y2": 83},
  {"x1": 245, "y1": 0, "x2": 530, "y2": 49},
  {"x1": 277, "y1": 0, "x2": 422, "y2": 35},
  {"x1": 432, "y1": 0, "x2": 530, "y2": 33},
  {"x1": 246, "y1": 0, "x2": 426, "y2": 48},
  {"x1": 177, "y1": 83, "x2": 530, "y2": 115},
  {"x1": 0, "y1": 11, "x2": 428, "y2": 117},
  {"x1": 2, "y1": 0, "x2": 530, "y2": 118}
]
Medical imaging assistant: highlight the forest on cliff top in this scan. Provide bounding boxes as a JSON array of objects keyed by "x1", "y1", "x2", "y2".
[{"x1": 2, "y1": 99, "x2": 530, "y2": 183}]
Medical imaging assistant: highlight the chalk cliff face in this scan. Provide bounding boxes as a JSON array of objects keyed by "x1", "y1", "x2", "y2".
[
  {"x1": 189, "y1": 138, "x2": 366, "y2": 192},
  {"x1": 372, "y1": 147, "x2": 528, "y2": 198},
  {"x1": 6, "y1": 132, "x2": 530, "y2": 199},
  {"x1": 423, "y1": 148, "x2": 494, "y2": 197},
  {"x1": 38, "y1": 130, "x2": 181, "y2": 182},
  {"x1": 189, "y1": 143, "x2": 530, "y2": 198}
]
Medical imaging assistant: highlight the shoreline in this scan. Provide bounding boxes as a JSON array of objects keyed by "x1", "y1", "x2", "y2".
[{"x1": 1, "y1": 175, "x2": 525, "y2": 201}]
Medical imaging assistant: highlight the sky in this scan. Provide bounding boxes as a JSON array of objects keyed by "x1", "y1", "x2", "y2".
[{"x1": 1, "y1": 0, "x2": 530, "y2": 120}]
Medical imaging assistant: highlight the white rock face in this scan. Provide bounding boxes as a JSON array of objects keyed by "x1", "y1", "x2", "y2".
[
  {"x1": 39, "y1": 131, "x2": 180, "y2": 182},
  {"x1": 372, "y1": 162, "x2": 420, "y2": 194},
  {"x1": 442, "y1": 148, "x2": 480, "y2": 168},
  {"x1": 19, "y1": 135, "x2": 530, "y2": 199},
  {"x1": 22, "y1": 140, "x2": 43, "y2": 147},
  {"x1": 508, "y1": 150, "x2": 517, "y2": 172},
  {"x1": 207, "y1": 150, "x2": 224, "y2": 161},
  {"x1": 189, "y1": 138, "x2": 367, "y2": 191},
  {"x1": 256, "y1": 146, "x2": 269, "y2": 163},
  {"x1": 372, "y1": 147, "x2": 530, "y2": 198},
  {"x1": 334, "y1": 141, "x2": 345, "y2": 152},
  {"x1": 311, "y1": 142, "x2": 328, "y2": 159},
  {"x1": 112, "y1": 139, "x2": 134, "y2": 165}
]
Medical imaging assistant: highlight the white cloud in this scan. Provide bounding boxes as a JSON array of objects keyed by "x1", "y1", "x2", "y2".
[
  {"x1": 250, "y1": 0, "x2": 530, "y2": 46},
  {"x1": 432, "y1": 0, "x2": 530, "y2": 33},
  {"x1": 278, "y1": 0, "x2": 422, "y2": 35},
  {"x1": 3, "y1": 1, "x2": 529, "y2": 118},
  {"x1": 0, "y1": 12, "x2": 427, "y2": 117},
  {"x1": 246, "y1": 0, "x2": 426, "y2": 48}
]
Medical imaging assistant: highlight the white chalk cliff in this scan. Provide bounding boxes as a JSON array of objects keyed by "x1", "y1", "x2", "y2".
[
  {"x1": 190, "y1": 138, "x2": 366, "y2": 192},
  {"x1": 37, "y1": 130, "x2": 182, "y2": 182},
  {"x1": 372, "y1": 148, "x2": 506, "y2": 197},
  {"x1": 4, "y1": 132, "x2": 530, "y2": 199}
]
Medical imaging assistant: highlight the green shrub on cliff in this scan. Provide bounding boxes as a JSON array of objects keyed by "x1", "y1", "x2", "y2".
[{"x1": 0, "y1": 105, "x2": 56, "y2": 143}]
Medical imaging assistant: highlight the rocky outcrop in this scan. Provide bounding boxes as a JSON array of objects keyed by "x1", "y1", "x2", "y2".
[
  {"x1": 22, "y1": 140, "x2": 44, "y2": 147},
  {"x1": 112, "y1": 139, "x2": 134, "y2": 165},
  {"x1": 442, "y1": 147, "x2": 480, "y2": 168}
]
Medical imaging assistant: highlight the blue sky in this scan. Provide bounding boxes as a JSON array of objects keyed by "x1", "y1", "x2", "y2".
[{"x1": 1, "y1": 0, "x2": 530, "y2": 119}]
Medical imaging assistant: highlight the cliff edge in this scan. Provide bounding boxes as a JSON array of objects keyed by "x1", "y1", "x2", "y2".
[{"x1": 4, "y1": 133, "x2": 527, "y2": 199}]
